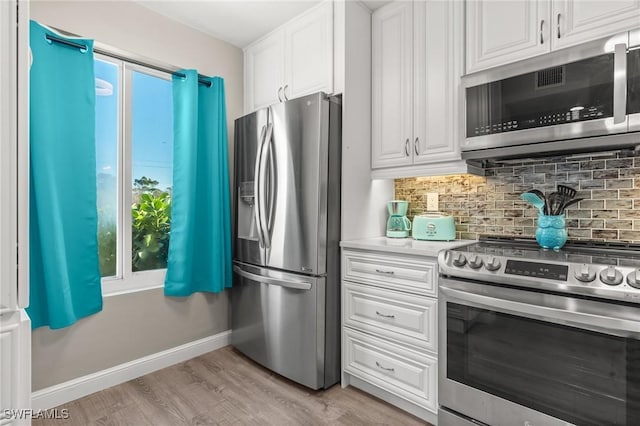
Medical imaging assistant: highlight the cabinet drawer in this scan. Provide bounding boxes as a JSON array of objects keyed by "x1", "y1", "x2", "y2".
[
  {"x1": 344, "y1": 282, "x2": 437, "y2": 353},
  {"x1": 342, "y1": 250, "x2": 437, "y2": 296},
  {"x1": 343, "y1": 328, "x2": 437, "y2": 413}
]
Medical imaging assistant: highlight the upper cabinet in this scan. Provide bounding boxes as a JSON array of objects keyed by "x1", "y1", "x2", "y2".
[
  {"x1": 413, "y1": 0, "x2": 464, "y2": 166},
  {"x1": 371, "y1": 0, "x2": 469, "y2": 178},
  {"x1": 285, "y1": 2, "x2": 333, "y2": 100},
  {"x1": 466, "y1": 0, "x2": 640, "y2": 74},
  {"x1": 244, "y1": 1, "x2": 334, "y2": 113},
  {"x1": 371, "y1": 2, "x2": 413, "y2": 169},
  {"x1": 552, "y1": 0, "x2": 640, "y2": 50},
  {"x1": 466, "y1": 0, "x2": 550, "y2": 74},
  {"x1": 244, "y1": 30, "x2": 285, "y2": 115}
]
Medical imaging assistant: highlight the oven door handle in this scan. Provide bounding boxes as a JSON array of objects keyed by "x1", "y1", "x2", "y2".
[{"x1": 440, "y1": 281, "x2": 640, "y2": 338}]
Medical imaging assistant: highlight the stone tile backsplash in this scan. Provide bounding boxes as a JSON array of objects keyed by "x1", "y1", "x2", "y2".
[{"x1": 394, "y1": 152, "x2": 640, "y2": 243}]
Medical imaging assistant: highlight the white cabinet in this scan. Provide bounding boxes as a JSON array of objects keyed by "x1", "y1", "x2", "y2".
[
  {"x1": 244, "y1": 1, "x2": 333, "y2": 113},
  {"x1": 342, "y1": 250, "x2": 437, "y2": 296},
  {"x1": 244, "y1": 31, "x2": 285, "y2": 114},
  {"x1": 343, "y1": 328, "x2": 438, "y2": 413},
  {"x1": 466, "y1": 0, "x2": 640, "y2": 73},
  {"x1": 0, "y1": 1, "x2": 30, "y2": 424},
  {"x1": 0, "y1": 0, "x2": 19, "y2": 315},
  {"x1": 341, "y1": 249, "x2": 439, "y2": 424},
  {"x1": 371, "y1": 0, "x2": 469, "y2": 178},
  {"x1": 343, "y1": 283, "x2": 438, "y2": 352},
  {"x1": 285, "y1": 1, "x2": 333, "y2": 100},
  {"x1": 466, "y1": 0, "x2": 550, "y2": 74},
  {"x1": 552, "y1": 0, "x2": 640, "y2": 50},
  {"x1": 413, "y1": 0, "x2": 464, "y2": 165},
  {"x1": 371, "y1": 2, "x2": 413, "y2": 169},
  {"x1": 0, "y1": 312, "x2": 31, "y2": 426},
  {"x1": 0, "y1": 0, "x2": 27, "y2": 314}
]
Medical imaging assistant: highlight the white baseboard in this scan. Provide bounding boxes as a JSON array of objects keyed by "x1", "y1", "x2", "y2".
[{"x1": 32, "y1": 330, "x2": 231, "y2": 410}]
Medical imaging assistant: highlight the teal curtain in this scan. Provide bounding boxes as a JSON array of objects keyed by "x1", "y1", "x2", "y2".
[
  {"x1": 165, "y1": 70, "x2": 232, "y2": 296},
  {"x1": 27, "y1": 21, "x2": 102, "y2": 329}
]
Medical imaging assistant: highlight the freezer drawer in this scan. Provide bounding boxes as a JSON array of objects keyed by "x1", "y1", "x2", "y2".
[{"x1": 231, "y1": 262, "x2": 327, "y2": 389}]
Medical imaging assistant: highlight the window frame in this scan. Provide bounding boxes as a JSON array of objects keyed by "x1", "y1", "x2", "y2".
[{"x1": 96, "y1": 54, "x2": 173, "y2": 296}]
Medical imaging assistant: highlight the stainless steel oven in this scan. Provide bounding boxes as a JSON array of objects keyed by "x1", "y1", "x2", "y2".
[
  {"x1": 438, "y1": 239, "x2": 640, "y2": 426},
  {"x1": 462, "y1": 29, "x2": 640, "y2": 161}
]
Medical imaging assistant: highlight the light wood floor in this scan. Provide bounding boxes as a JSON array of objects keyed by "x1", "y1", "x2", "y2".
[{"x1": 33, "y1": 346, "x2": 429, "y2": 426}]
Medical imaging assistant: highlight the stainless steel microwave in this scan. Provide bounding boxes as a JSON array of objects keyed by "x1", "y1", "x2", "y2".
[{"x1": 462, "y1": 29, "x2": 640, "y2": 161}]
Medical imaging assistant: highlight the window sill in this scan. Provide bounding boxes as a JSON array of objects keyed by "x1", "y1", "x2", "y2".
[{"x1": 101, "y1": 269, "x2": 166, "y2": 297}]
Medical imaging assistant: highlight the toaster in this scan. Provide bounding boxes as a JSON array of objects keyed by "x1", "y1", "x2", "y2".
[{"x1": 412, "y1": 213, "x2": 456, "y2": 241}]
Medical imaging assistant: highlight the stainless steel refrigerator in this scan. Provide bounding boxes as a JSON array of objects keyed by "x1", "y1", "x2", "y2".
[{"x1": 231, "y1": 92, "x2": 341, "y2": 390}]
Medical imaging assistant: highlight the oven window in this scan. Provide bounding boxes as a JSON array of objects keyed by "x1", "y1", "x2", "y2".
[
  {"x1": 447, "y1": 302, "x2": 640, "y2": 426},
  {"x1": 466, "y1": 54, "x2": 614, "y2": 137}
]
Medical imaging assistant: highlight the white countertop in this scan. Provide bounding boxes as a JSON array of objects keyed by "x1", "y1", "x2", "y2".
[{"x1": 340, "y1": 236, "x2": 474, "y2": 258}]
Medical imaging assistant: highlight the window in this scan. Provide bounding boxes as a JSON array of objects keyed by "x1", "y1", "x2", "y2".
[
  {"x1": 95, "y1": 55, "x2": 174, "y2": 294},
  {"x1": 95, "y1": 59, "x2": 119, "y2": 278}
]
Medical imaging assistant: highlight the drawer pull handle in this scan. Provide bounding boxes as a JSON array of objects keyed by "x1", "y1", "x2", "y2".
[
  {"x1": 376, "y1": 311, "x2": 395, "y2": 319},
  {"x1": 375, "y1": 269, "x2": 395, "y2": 275},
  {"x1": 375, "y1": 361, "x2": 395, "y2": 372}
]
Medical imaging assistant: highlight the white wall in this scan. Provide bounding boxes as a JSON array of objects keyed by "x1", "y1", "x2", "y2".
[
  {"x1": 340, "y1": 0, "x2": 393, "y2": 240},
  {"x1": 30, "y1": 0, "x2": 243, "y2": 391}
]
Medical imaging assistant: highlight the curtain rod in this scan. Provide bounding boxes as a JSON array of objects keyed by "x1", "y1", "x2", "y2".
[{"x1": 44, "y1": 33, "x2": 212, "y2": 87}]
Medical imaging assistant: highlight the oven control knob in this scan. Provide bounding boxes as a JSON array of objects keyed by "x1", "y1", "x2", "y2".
[
  {"x1": 575, "y1": 264, "x2": 596, "y2": 282},
  {"x1": 452, "y1": 253, "x2": 467, "y2": 267},
  {"x1": 485, "y1": 257, "x2": 501, "y2": 271},
  {"x1": 468, "y1": 255, "x2": 483, "y2": 269},
  {"x1": 599, "y1": 265, "x2": 623, "y2": 286},
  {"x1": 626, "y1": 268, "x2": 640, "y2": 289}
]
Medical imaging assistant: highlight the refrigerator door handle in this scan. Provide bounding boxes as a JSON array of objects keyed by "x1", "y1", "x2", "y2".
[
  {"x1": 266, "y1": 124, "x2": 277, "y2": 235},
  {"x1": 253, "y1": 125, "x2": 267, "y2": 248},
  {"x1": 233, "y1": 265, "x2": 312, "y2": 290},
  {"x1": 259, "y1": 122, "x2": 274, "y2": 249}
]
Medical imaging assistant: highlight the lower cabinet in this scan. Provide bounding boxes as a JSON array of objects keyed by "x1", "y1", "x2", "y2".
[
  {"x1": 0, "y1": 310, "x2": 31, "y2": 426},
  {"x1": 343, "y1": 282, "x2": 437, "y2": 352},
  {"x1": 341, "y1": 248, "x2": 439, "y2": 423},
  {"x1": 344, "y1": 329, "x2": 438, "y2": 413}
]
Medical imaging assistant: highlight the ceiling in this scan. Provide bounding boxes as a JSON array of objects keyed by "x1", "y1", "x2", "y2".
[{"x1": 137, "y1": 0, "x2": 392, "y2": 48}]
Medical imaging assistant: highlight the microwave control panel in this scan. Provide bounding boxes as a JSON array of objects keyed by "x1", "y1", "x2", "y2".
[{"x1": 471, "y1": 106, "x2": 605, "y2": 137}]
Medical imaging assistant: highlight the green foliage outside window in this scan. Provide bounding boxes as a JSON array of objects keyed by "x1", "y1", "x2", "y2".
[
  {"x1": 96, "y1": 176, "x2": 172, "y2": 277},
  {"x1": 132, "y1": 177, "x2": 172, "y2": 272}
]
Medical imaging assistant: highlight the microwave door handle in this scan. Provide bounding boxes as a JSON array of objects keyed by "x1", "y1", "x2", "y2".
[
  {"x1": 439, "y1": 284, "x2": 640, "y2": 338},
  {"x1": 253, "y1": 125, "x2": 267, "y2": 248},
  {"x1": 613, "y1": 43, "x2": 627, "y2": 125}
]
